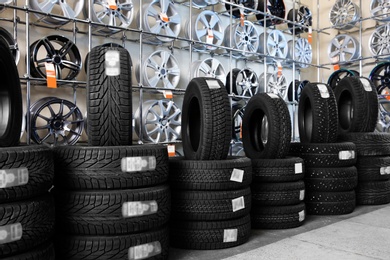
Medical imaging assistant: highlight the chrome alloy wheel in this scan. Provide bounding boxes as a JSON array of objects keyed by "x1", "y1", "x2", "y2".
[
  {"x1": 329, "y1": 0, "x2": 360, "y2": 30},
  {"x1": 328, "y1": 34, "x2": 360, "y2": 63},
  {"x1": 287, "y1": 38, "x2": 312, "y2": 68},
  {"x1": 29, "y1": 0, "x2": 84, "y2": 25},
  {"x1": 190, "y1": 58, "x2": 226, "y2": 85},
  {"x1": 259, "y1": 30, "x2": 288, "y2": 60},
  {"x1": 259, "y1": 72, "x2": 288, "y2": 100},
  {"x1": 369, "y1": 23, "x2": 390, "y2": 57},
  {"x1": 370, "y1": 0, "x2": 390, "y2": 22},
  {"x1": 224, "y1": 20, "x2": 259, "y2": 57}
]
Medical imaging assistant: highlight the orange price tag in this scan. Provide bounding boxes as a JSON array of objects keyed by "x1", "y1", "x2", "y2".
[
  {"x1": 45, "y1": 63, "x2": 57, "y2": 88},
  {"x1": 239, "y1": 122, "x2": 242, "y2": 139},
  {"x1": 277, "y1": 62, "x2": 283, "y2": 78},
  {"x1": 167, "y1": 145, "x2": 175, "y2": 157},
  {"x1": 308, "y1": 27, "x2": 313, "y2": 44},
  {"x1": 163, "y1": 90, "x2": 173, "y2": 99},
  {"x1": 107, "y1": 0, "x2": 117, "y2": 10},
  {"x1": 160, "y1": 13, "x2": 169, "y2": 23},
  {"x1": 206, "y1": 29, "x2": 214, "y2": 45},
  {"x1": 332, "y1": 56, "x2": 340, "y2": 71},
  {"x1": 240, "y1": 13, "x2": 245, "y2": 27},
  {"x1": 384, "y1": 90, "x2": 390, "y2": 101}
]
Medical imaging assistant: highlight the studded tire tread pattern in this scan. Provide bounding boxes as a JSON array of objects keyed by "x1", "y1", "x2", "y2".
[
  {"x1": 251, "y1": 181, "x2": 305, "y2": 206},
  {"x1": 305, "y1": 190, "x2": 356, "y2": 215},
  {"x1": 338, "y1": 132, "x2": 390, "y2": 156},
  {"x1": 252, "y1": 157, "x2": 305, "y2": 183},
  {"x1": 305, "y1": 167, "x2": 358, "y2": 192}
]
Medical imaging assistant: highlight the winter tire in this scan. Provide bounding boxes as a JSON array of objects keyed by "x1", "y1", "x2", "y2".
[
  {"x1": 305, "y1": 167, "x2": 358, "y2": 192},
  {"x1": 356, "y1": 156, "x2": 390, "y2": 182},
  {"x1": 338, "y1": 132, "x2": 390, "y2": 156},
  {"x1": 356, "y1": 180, "x2": 390, "y2": 205},
  {"x1": 242, "y1": 93, "x2": 291, "y2": 159},
  {"x1": 169, "y1": 157, "x2": 252, "y2": 190},
  {"x1": 298, "y1": 82, "x2": 338, "y2": 143},
  {"x1": 87, "y1": 45, "x2": 132, "y2": 146},
  {"x1": 170, "y1": 215, "x2": 251, "y2": 250},
  {"x1": 305, "y1": 190, "x2": 356, "y2": 215},
  {"x1": 182, "y1": 78, "x2": 231, "y2": 160},
  {"x1": 252, "y1": 157, "x2": 305, "y2": 183},
  {"x1": 54, "y1": 145, "x2": 168, "y2": 190},
  {"x1": 3, "y1": 242, "x2": 55, "y2": 260},
  {"x1": 0, "y1": 37, "x2": 22, "y2": 147},
  {"x1": 252, "y1": 181, "x2": 305, "y2": 206}
]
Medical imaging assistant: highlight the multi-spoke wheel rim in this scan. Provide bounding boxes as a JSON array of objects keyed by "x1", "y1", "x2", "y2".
[
  {"x1": 88, "y1": 0, "x2": 134, "y2": 34},
  {"x1": 259, "y1": 30, "x2": 288, "y2": 60},
  {"x1": 0, "y1": 28, "x2": 19, "y2": 65},
  {"x1": 186, "y1": 10, "x2": 223, "y2": 51},
  {"x1": 139, "y1": 0, "x2": 181, "y2": 43},
  {"x1": 327, "y1": 68, "x2": 358, "y2": 89},
  {"x1": 329, "y1": 0, "x2": 360, "y2": 30},
  {"x1": 224, "y1": 20, "x2": 259, "y2": 57},
  {"x1": 377, "y1": 96, "x2": 390, "y2": 132},
  {"x1": 225, "y1": 0, "x2": 258, "y2": 18},
  {"x1": 259, "y1": 72, "x2": 288, "y2": 100},
  {"x1": 287, "y1": 6, "x2": 312, "y2": 34},
  {"x1": 226, "y1": 68, "x2": 259, "y2": 100},
  {"x1": 29, "y1": 0, "x2": 84, "y2": 25},
  {"x1": 137, "y1": 50, "x2": 180, "y2": 89},
  {"x1": 369, "y1": 62, "x2": 390, "y2": 94},
  {"x1": 135, "y1": 99, "x2": 181, "y2": 143},
  {"x1": 287, "y1": 38, "x2": 312, "y2": 68},
  {"x1": 328, "y1": 34, "x2": 360, "y2": 63},
  {"x1": 256, "y1": 0, "x2": 286, "y2": 25},
  {"x1": 369, "y1": 24, "x2": 390, "y2": 57},
  {"x1": 191, "y1": 58, "x2": 226, "y2": 84},
  {"x1": 370, "y1": 0, "x2": 390, "y2": 22},
  {"x1": 29, "y1": 97, "x2": 84, "y2": 146},
  {"x1": 30, "y1": 35, "x2": 82, "y2": 80}
]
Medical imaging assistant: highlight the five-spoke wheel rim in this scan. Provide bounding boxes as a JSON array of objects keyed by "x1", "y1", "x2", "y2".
[
  {"x1": 29, "y1": 0, "x2": 84, "y2": 25},
  {"x1": 328, "y1": 34, "x2": 360, "y2": 63}
]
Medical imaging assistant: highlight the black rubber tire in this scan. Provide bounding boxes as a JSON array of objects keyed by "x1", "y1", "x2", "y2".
[
  {"x1": 0, "y1": 37, "x2": 22, "y2": 147},
  {"x1": 242, "y1": 93, "x2": 291, "y2": 159},
  {"x1": 170, "y1": 215, "x2": 251, "y2": 250},
  {"x1": 298, "y1": 82, "x2": 338, "y2": 143},
  {"x1": 0, "y1": 196, "x2": 55, "y2": 257},
  {"x1": 356, "y1": 156, "x2": 390, "y2": 182},
  {"x1": 305, "y1": 167, "x2": 358, "y2": 192},
  {"x1": 252, "y1": 157, "x2": 305, "y2": 183},
  {"x1": 305, "y1": 191, "x2": 356, "y2": 215},
  {"x1": 53, "y1": 145, "x2": 168, "y2": 190},
  {"x1": 338, "y1": 132, "x2": 390, "y2": 156},
  {"x1": 0, "y1": 146, "x2": 54, "y2": 202},
  {"x1": 3, "y1": 242, "x2": 55, "y2": 260},
  {"x1": 356, "y1": 180, "x2": 390, "y2": 205},
  {"x1": 358, "y1": 77, "x2": 379, "y2": 132},
  {"x1": 251, "y1": 203, "x2": 306, "y2": 229},
  {"x1": 55, "y1": 226, "x2": 169, "y2": 260},
  {"x1": 182, "y1": 78, "x2": 231, "y2": 160},
  {"x1": 84, "y1": 43, "x2": 124, "y2": 73},
  {"x1": 87, "y1": 45, "x2": 132, "y2": 146},
  {"x1": 169, "y1": 157, "x2": 252, "y2": 190},
  {"x1": 251, "y1": 181, "x2": 305, "y2": 206},
  {"x1": 55, "y1": 185, "x2": 170, "y2": 235},
  {"x1": 289, "y1": 142, "x2": 357, "y2": 168},
  {"x1": 171, "y1": 187, "x2": 251, "y2": 221},
  {"x1": 334, "y1": 77, "x2": 371, "y2": 134},
  {"x1": 327, "y1": 69, "x2": 359, "y2": 90}
]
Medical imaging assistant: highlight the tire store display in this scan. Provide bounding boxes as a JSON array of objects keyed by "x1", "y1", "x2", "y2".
[
  {"x1": 286, "y1": 38, "x2": 312, "y2": 69},
  {"x1": 226, "y1": 68, "x2": 260, "y2": 100},
  {"x1": 0, "y1": 146, "x2": 55, "y2": 259},
  {"x1": 329, "y1": 0, "x2": 360, "y2": 30},
  {"x1": 328, "y1": 34, "x2": 360, "y2": 64},
  {"x1": 53, "y1": 145, "x2": 170, "y2": 259},
  {"x1": 171, "y1": 78, "x2": 250, "y2": 250},
  {"x1": 287, "y1": 5, "x2": 312, "y2": 34},
  {"x1": 29, "y1": 0, "x2": 84, "y2": 25},
  {"x1": 190, "y1": 58, "x2": 227, "y2": 85},
  {"x1": 258, "y1": 30, "x2": 288, "y2": 61},
  {"x1": 369, "y1": 23, "x2": 390, "y2": 58},
  {"x1": 327, "y1": 68, "x2": 359, "y2": 90},
  {"x1": 224, "y1": 20, "x2": 259, "y2": 57},
  {"x1": 256, "y1": 0, "x2": 285, "y2": 26},
  {"x1": 259, "y1": 72, "x2": 288, "y2": 101}
]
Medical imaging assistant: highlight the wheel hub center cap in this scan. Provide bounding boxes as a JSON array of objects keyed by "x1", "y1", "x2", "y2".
[
  {"x1": 52, "y1": 119, "x2": 63, "y2": 130},
  {"x1": 53, "y1": 55, "x2": 62, "y2": 65},
  {"x1": 161, "y1": 119, "x2": 168, "y2": 126}
]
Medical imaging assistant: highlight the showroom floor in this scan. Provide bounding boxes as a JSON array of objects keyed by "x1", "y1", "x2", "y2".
[{"x1": 169, "y1": 204, "x2": 390, "y2": 260}]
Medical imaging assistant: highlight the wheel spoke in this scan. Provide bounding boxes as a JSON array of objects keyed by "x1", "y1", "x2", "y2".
[
  {"x1": 38, "y1": 0, "x2": 55, "y2": 13},
  {"x1": 59, "y1": 2, "x2": 76, "y2": 18}
]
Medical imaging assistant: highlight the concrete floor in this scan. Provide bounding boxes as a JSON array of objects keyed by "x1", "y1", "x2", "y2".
[{"x1": 169, "y1": 204, "x2": 390, "y2": 260}]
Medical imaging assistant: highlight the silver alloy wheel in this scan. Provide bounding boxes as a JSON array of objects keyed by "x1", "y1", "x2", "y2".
[
  {"x1": 190, "y1": 58, "x2": 226, "y2": 84},
  {"x1": 329, "y1": 0, "x2": 360, "y2": 30},
  {"x1": 29, "y1": 0, "x2": 84, "y2": 25},
  {"x1": 259, "y1": 72, "x2": 288, "y2": 100},
  {"x1": 259, "y1": 30, "x2": 288, "y2": 60},
  {"x1": 138, "y1": 0, "x2": 181, "y2": 43},
  {"x1": 230, "y1": 141, "x2": 245, "y2": 156},
  {"x1": 88, "y1": 0, "x2": 134, "y2": 34},
  {"x1": 0, "y1": 28, "x2": 19, "y2": 65},
  {"x1": 29, "y1": 97, "x2": 84, "y2": 146},
  {"x1": 135, "y1": 99, "x2": 181, "y2": 143},
  {"x1": 228, "y1": 68, "x2": 259, "y2": 99},
  {"x1": 328, "y1": 34, "x2": 360, "y2": 63},
  {"x1": 369, "y1": 23, "x2": 390, "y2": 57},
  {"x1": 136, "y1": 50, "x2": 180, "y2": 89},
  {"x1": 370, "y1": 0, "x2": 390, "y2": 22},
  {"x1": 377, "y1": 96, "x2": 390, "y2": 132},
  {"x1": 186, "y1": 10, "x2": 224, "y2": 51},
  {"x1": 287, "y1": 38, "x2": 312, "y2": 68},
  {"x1": 224, "y1": 20, "x2": 259, "y2": 57}
]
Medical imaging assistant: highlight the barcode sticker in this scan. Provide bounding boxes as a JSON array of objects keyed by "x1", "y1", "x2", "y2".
[
  {"x1": 121, "y1": 156, "x2": 156, "y2": 173},
  {"x1": 230, "y1": 169, "x2": 244, "y2": 183},
  {"x1": 122, "y1": 201, "x2": 158, "y2": 218},
  {"x1": 232, "y1": 196, "x2": 245, "y2": 212},
  {"x1": 0, "y1": 223, "x2": 22, "y2": 245},
  {"x1": 128, "y1": 241, "x2": 162, "y2": 260},
  {"x1": 223, "y1": 229, "x2": 238, "y2": 243},
  {"x1": 294, "y1": 163, "x2": 303, "y2": 174},
  {"x1": 0, "y1": 168, "x2": 29, "y2": 189}
]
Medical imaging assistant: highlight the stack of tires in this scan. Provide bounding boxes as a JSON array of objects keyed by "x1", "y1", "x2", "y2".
[
  {"x1": 290, "y1": 82, "x2": 358, "y2": 215},
  {"x1": 242, "y1": 93, "x2": 306, "y2": 229},
  {"x1": 169, "y1": 78, "x2": 252, "y2": 249},
  {"x1": 0, "y1": 39, "x2": 56, "y2": 259},
  {"x1": 53, "y1": 45, "x2": 170, "y2": 260}
]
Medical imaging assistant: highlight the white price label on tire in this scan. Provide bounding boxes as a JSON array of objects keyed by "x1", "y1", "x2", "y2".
[
  {"x1": 105, "y1": 50, "x2": 120, "y2": 76},
  {"x1": 317, "y1": 84, "x2": 330, "y2": 98},
  {"x1": 298, "y1": 210, "x2": 305, "y2": 222},
  {"x1": 380, "y1": 166, "x2": 390, "y2": 175},
  {"x1": 0, "y1": 223, "x2": 22, "y2": 245},
  {"x1": 267, "y1": 93, "x2": 280, "y2": 99},
  {"x1": 223, "y1": 229, "x2": 238, "y2": 243},
  {"x1": 299, "y1": 190, "x2": 305, "y2": 201},
  {"x1": 128, "y1": 241, "x2": 162, "y2": 260},
  {"x1": 232, "y1": 196, "x2": 245, "y2": 212},
  {"x1": 122, "y1": 201, "x2": 158, "y2": 218},
  {"x1": 359, "y1": 78, "x2": 373, "y2": 92},
  {"x1": 121, "y1": 156, "x2": 156, "y2": 173},
  {"x1": 230, "y1": 169, "x2": 244, "y2": 183},
  {"x1": 338, "y1": 150, "x2": 355, "y2": 160},
  {"x1": 294, "y1": 163, "x2": 303, "y2": 174},
  {"x1": 0, "y1": 168, "x2": 29, "y2": 189},
  {"x1": 206, "y1": 80, "x2": 221, "y2": 89}
]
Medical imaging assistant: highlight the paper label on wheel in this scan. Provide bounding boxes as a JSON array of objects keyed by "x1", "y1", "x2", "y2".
[
  {"x1": 122, "y1": 200, "x2": 158, "y2": 218},
  {"x1": 206, "y1": 29, "x2": 214, "y2": 44},
  {"x1": 206, "y1": 80, "x2": 221, "y2": 89},
  {"x1": 121, "y1": 156, "x2": 156, "y2": 173},
  {"x1": 0, "y1": 168, "x2": 29, "y2": 189},
  {"x1": 232, "y1": 196, "x2": 245, "y2": 212},
  {"x1": 317, "y1": 84, "x2": 330, "y2": 98},
  {"x1": 380, "y1": 166, "x2": 390, "y2": 175},
  {"x1": 338, "y1": 150, "x2": 355, "y2": 160},
  {"x1": 223, "y1": 229, "x2": 238, "y2": 243},
  {"x1": 267, "y1": 93, "x2": 279, "y2": 99},
  {"x1": 45, "y1": 63, "x2": 57, "y2": 88},
  {"x1": 105, "y1": 50, "x2": 120, "y2": 76},
  {"x1": 0, "y1": 223, "x2": 22, "y2": 245},
  {"x1": 308, "y1": 26, "x2": 313, "y2": 44},
  {"x1": 298, "y1": 210, "x2": 305, "y2": 222},
  {"x1": 163, "y1": 90, "x2": 173, "y2": 99},
  {"x1": 359, "y1": 78, "x2": 373, "y2": 92},
  {"x1": 167, "y1": 145, "x2": 175, "y2": 157},
  {"x1": 299, "y1": 190, "x2": 305, "y2": 201},
  {"x1": 230, "y1": 168, "x2": 244, "y2": 183},
  {"x1": 294, "y1": 163, "x2": 303, "y2": 174},
  {"x1": 128, "y1": 241, "x2": 162, "y2": 260}
]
